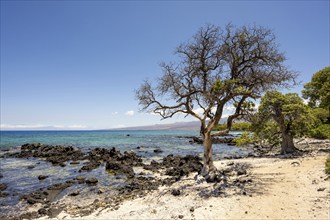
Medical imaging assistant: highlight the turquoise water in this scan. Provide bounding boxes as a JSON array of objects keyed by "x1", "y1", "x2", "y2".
[{"x1": 0, "y1": 130, "x2": 249, "y2": 159}]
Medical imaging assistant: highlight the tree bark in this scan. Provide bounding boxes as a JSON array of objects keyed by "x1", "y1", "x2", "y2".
[
  {"x1": 280, "y1": 131, "x2": 297, "y2": 154},
  {"x1": 201, "y1": 131, "x2": 216, "y2": 176}
]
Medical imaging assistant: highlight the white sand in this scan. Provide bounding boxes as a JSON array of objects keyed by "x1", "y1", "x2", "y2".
[{"x1": 44, "y1": 152, "x2": 330, "y2": 220}]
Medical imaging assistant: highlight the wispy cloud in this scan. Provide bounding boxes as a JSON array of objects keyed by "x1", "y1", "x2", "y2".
[
  {"x1": 111, "y1": 112, "x2": 119, "y2": 116},
  {"x1": 0, "y1": 124, "x2": 88, "y2": 130},
  {"x1": 125, "y1": 110, "x2": 135, "y2": 116}
]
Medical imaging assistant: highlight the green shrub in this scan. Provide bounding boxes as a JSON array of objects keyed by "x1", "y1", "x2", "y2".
[
  {"x1": 213, "y1": 122, "x2": 252, "y2": 131},
  {"x1": 309, "y1": 124, "x2": 330, "y2": 139},
  {"x1": 234, "y1": 131, "x2": 254, "y2": 146}
]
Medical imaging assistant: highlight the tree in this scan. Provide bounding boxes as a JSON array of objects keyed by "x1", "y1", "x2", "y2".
[
  {"x1": 136, "y1": 24, "x2": 297, "y2": 176},
  {"x1": 253, "y1": 91, "x2": 314, "y2": 154},
  {"x1": 302, "y1": 66, "x2": 330, "y2": 121}
]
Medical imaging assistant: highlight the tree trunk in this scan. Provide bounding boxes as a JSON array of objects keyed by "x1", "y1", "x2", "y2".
[
  {"x1": 201, "y1": 132, "x2": 216, "y2": 176},
  {"x1": 281, "y1": 131, "x2": 297, "y2": 154}
]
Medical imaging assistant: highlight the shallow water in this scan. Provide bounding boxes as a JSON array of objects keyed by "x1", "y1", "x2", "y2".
[{"x1": 0, "y1": 130, "x2": 249, "y2": 159}]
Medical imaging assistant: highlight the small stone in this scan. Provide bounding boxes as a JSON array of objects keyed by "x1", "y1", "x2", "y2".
[
  {"x1": 317, "y1": 187, "x2": 326, "y2": 191},
  {"x1": 171, "y1": 189, "x2": 181, "y2": 196},
  {"x1": 69, "y1": 191, "x2": 80, "y2": 196},
  {"x1": 237, "y1": 169, "x2": 247, "y2": 176},
  {"x1": 38, "y1": 175, "x2": 49, "y2": 180},
  {"x1": 190, "y1": 207, "x2": 195, "y2": 212},
  {"x1": 86, "y1": 178, "x2": 98, "y2": 185},
  {"x1": 154, "y1": 148, "x2": 163, "y2": 153},
  {"x1": 0, "y1": 183, "x2": 8, "y2": 191},
  {"x1": 245, "y1": 211, "x2": 248, "y2": 214},
  {"x1": 178, "y1": 215, "x2": 184, "y2": 219},
  {"x1": 38, "y1": 208, "x2": 47, "y2": 215},
  {"x1": 291, "y1": 161, "x2": 300, "y2": 166},
  {"x1": 98, "y1": 189, "x2": 104, "y2": 194},
  {"x1": 75, "y1": 176, "x2": 86, "y2": 181}
]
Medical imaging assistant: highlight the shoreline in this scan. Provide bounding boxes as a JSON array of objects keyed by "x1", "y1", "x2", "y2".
[
  {"x1": 0, "y1": 139, "x2": 329, "y2": 219},
  {"x1": 42, "y1": 152, "x2": 330, "y2": 220}
]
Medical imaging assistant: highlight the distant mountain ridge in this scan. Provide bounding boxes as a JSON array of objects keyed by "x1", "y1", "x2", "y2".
[{"x1": 113, "y1": 118, "x2": 227, "y2": 131}]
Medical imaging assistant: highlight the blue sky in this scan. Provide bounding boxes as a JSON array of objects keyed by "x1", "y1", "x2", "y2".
[{"x1": 1, "y1": 0, "x2": 329, "y2": 130}]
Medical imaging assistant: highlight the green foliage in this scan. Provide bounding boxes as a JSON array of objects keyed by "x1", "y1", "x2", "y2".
[
  {"x1": 234, "y1": 131, "x2": 254, "y2": 146},
  {"x1": 213, "y1": 122, "x2": 252, "y2": 131},
  {"x1": 251, "y1": 120, "x2": 281, "y2": 147},
  {"x1": 252, "y1": 91, "x2": 315, "y2": 147},
  {"x1": 309, "y1": 124, "x2": 330, "y2": 139},
  {"x1": 302, "y1": 66, "x2": 330, "y2": 110},
  {"x1": 326, "y1": 157, "x2": 330, "y2": 174},
  {"x1": 213, "y1": 124, "x2": 226, "y2": 131}
]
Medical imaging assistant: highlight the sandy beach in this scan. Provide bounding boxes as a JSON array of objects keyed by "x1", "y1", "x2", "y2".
[{"x1": 41, "y1": 152, "x2": 329, "y2": 220}]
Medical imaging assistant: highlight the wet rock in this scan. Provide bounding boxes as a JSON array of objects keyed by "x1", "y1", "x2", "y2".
[
  {"x1": 79, "y1": 161, "x2": 101, "y2": 172},
  {"x1": 69, "y1": 191, "x2": 80, "y2": 196},
  {"x1": 0, "y1": 173, "x2": 3, "y2": 178},
  {"x1": 27, "y1": 165, "x2": 35, "y2": 169},
  {"x1": 75, "y1": 176, "x2": 86, "y2": 184},
  {"x1": 106, "y1": 161, "x2": 135, "y2": 178},
  {"x1": 0, "y1": 192, "x2": 9, "y2": 197},
  {"x1": 171, "y1": 189, "x2": 181, "y2": 196},
  {"x1": 38, "y1": 175, "x2": 49, "y2": 180},
  {"x1": 143, "y1": 160, "x2": 162, "y2": 172},
  {"x1": 75, "y1": 176, "x2": 86, "y2": 181},
  {"x1": 70, "y1": 161, "x2": 80, "y2": 165},
  {"x1": 86, "y1": 178, "x2": 98, "y2": 185},
  {"x1": 154, "y1": 148, "x2": 163, "y2": 153},
  {"x1": 0, "y1": 183, "x2": 7, "y2": 191},
  {"x1": 23, "y1": 191, "x2": 49, "y2": 204},
  {"x1": 48, "y1": 182, "x2": 72, "y2": 190}
]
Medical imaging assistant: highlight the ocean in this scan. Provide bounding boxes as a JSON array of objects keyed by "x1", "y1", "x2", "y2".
[{"x1": 0, "y1": 130, "x2": 250, "y2": 159}]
